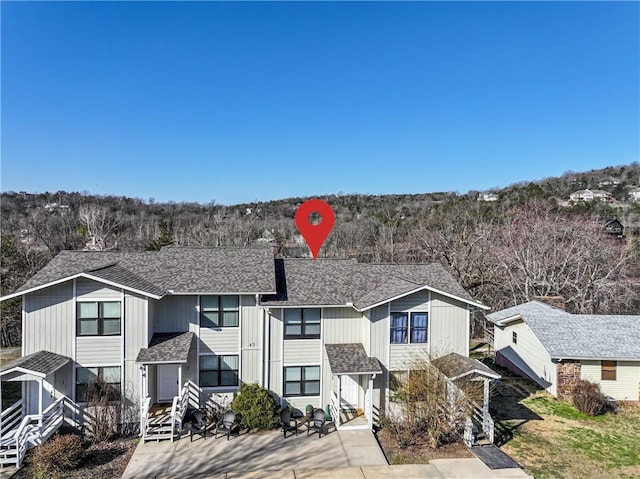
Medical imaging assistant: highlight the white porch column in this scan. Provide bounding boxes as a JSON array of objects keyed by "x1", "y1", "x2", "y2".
[
  {"x1": 367, "y1": 375, "x2": 374, "y2": 430},
  {"x1": 483, "y1": 379, "x2": 490, "y2": 416},
  {"x1": 38, "y1": 379, "x2": 43, "y2": 427},
  {"x1": 178, "y1": 365, "x2": 183, "y2": 396},
  {"x1": 144, "y1": 365, "x2": 149, "y2": 398},
  {"x1": 337, "y1": 375, "x2": 342, "y2": 429}
]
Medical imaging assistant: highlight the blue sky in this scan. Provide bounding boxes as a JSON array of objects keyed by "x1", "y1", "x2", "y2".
[{"x1": 1, "y1": 1, "x2": 638, "y2": 205}]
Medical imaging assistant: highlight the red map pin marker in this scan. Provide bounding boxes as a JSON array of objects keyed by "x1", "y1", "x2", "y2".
[{"x1": 295, "y1": 199, "x2": 335, "y2": 261}]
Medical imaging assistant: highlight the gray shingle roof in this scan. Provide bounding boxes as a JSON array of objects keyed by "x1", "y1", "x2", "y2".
[
  {"x1": 487, "y1": 301, "x2": 640, "y2": 360},
  {"x1": 431, "y1": 352, "x2": 501, "y2": 380},
  {"x1": 0, "y1": 350, "x2": 71, "y2": 377},
  {"x1": 261, "y1": 259, "x2": 480, "y2": 310},
  {"x1": 14, "y1": 246, "x2": 277, "y2": 297},
  {"x1": 136, "y1": 332, "x2": 195, "y2": 364},
  {"x1": 325, "y1": 344, "x2": 382, "y2": 375}
]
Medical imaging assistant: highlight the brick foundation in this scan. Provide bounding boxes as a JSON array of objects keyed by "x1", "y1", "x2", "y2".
[{"x1": 556, "y1": 360, "x2": 581, "y2": 398}]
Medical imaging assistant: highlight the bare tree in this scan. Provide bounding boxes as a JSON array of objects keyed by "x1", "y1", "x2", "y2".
[{"x1": 78, "y1": 204, "x2": 121, "y2": 250}]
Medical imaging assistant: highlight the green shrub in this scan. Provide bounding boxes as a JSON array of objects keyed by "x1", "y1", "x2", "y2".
[
  {"x1": 572, "y1": 380, "x2": 608, "y2": 416},
  {"x1": 30, "y1": 433, "x2": 84, "y2": 479},
  {"x1": 232, "y1": 383, "x2": 279, "y2": 430}
]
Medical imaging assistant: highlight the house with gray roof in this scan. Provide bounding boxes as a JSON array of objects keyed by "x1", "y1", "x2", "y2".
[
  {"x1": 487, "y1": 301, "x2": 640, "y2": 400},
  {"x1": 0, "y1": 246, "x2": 487, "y2": 452}
]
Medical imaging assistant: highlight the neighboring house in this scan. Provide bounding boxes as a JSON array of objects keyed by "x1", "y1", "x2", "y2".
[
  {"x1": 569, "y1": 189, "x2": 613, "y2": 203},
  {"x1": 628, "y1": 187, "x2": 640, "y2": 203},
  {"x1": 488, "y1": 301, "x2": 640, "y2": 401},
  {"x1": 477, "y1": 193, "x2": 498, "y2": 202},
  {"x1": 598, "y1": 176, "x2": 621, "y2": 187},
  {"x1": 603, "y1": 218, "x2": 624, "y2": 237},
  {"x1": 0, "y1": 246, "x2": 487, "y2": 442}
]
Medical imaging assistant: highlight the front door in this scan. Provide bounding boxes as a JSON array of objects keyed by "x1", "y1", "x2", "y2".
[
  {"x1": 157, "y1": 365, "x2": 179, "y2": 402},
  {"x1": 340, "y1": 375, "x2": 359, "y2": 409}
]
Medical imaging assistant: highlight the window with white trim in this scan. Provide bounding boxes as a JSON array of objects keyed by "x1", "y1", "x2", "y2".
[
  {"x1": 75, "y1": 366, "x2": 121, "y2": 402},
  {"x1": 284, "y1": 366, "x2": 320, "y2": 396},
  {"x1": 390, "y1": 312, "x2": 428, "y2": 344},
  {"x1": 284, "y1": 308, "x2": 321, "y2": 339},
  {"x1": 200, "y1": 295, "x2": 239, "y2": 328},
  {"x1": 76, "y1": 301, "x2": 121, "y2": 336},
  {"x1": 200, "y1": 355, "x2": 239, "y2": 387}
]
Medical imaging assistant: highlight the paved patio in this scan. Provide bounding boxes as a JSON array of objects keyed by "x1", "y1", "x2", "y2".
[{"x1": 121, "y1": 425, "x2": 388, "y2": 479}]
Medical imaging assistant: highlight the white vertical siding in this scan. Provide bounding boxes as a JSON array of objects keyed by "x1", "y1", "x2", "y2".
[
  {"x1": 269, "y1": 310, "x2": 283, "y2": 397},
  {"x1": 580, "y1": 360, "x2": 640, "y2": 401},
  {"x1": 430, "y1": 294, "x2": 468, "y2": 357},
  {"x1": 23, "y1": 282, "x2": 74, "y2": 357},
  {"x1": 76, "y1": 337, "x2": 121, "y2": 364},
  {"x1": 390, "y1": 290, "x2": 429, "y2": 312},
  {"x1": 75, "y1": 278, "x2": 121, "y2": 299},
  {"x1": 323, "y1": 307, "x2": 363, "y2": 344},
  {"x1": 124, "y1": 293, "x2": 147, "y2": 418},
  {"x1": 368, "y1": 305, "x2": 389, "y2": 367},
  {"x1": 240, "y1": 295, "x2": 261, "y2": 384},
  {"x1": 494, "y1": 320, "x2": 556, "y2": 395},
  {"x1": 152, "y1": 296, "x2": 197, "y2": 333}
]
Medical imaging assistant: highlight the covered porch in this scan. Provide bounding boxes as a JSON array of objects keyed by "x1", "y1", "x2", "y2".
[
  {"x1": 135, "y1": 332, "x2": 198, "y2": 441},
  {"x1": 325, "y1": 344, "x2": 382, "y2": 431}
]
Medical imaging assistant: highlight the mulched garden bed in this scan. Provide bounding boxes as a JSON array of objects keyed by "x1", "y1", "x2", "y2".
[{"x1": 376, "y1": 427, "x2": 473, "y2": 465}]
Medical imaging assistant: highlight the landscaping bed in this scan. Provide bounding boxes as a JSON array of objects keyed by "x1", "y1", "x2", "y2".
[
  {"x1": 376, "y1": 427, "x2": 473, "y2": 465},
  {"x1": 14, "y1": 435, "x2": 137, "y2": 479}
]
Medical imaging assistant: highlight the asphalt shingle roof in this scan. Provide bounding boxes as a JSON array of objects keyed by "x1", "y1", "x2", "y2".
[
  {"x1": 136, "y1": 332, "x2": 195, "y2": 364},
  {"x1": 0, "y1": 350, "x2": 71, "y2": 377},
  {"x1": 325, "y1": 344, "x2": 382, "y2": 375},
  {"x1": 261, "y1": 259, "x2": 479, "y2": 310},
  {"x1": 431, "y1": 352, "x2": 500, "y2": 380},
  {"x1": 487, "y1": 301, "x2": 640, "y2": 360},
  {"x1": 15, "y1": 246, "x2": 277, "y2": 296}
]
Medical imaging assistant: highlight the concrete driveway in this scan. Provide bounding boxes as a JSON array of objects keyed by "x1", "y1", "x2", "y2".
[{"x1": 121, "y1": 426, "x2": 388, "y2": 479}]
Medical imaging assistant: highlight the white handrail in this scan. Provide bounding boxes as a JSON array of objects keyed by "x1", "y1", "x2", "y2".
[
  {"x1": 1, "y1": 399, "x2": 24, "y2": 437},
  {"x1": 140, "y1": 396, "x2": 151, "y2": 438},
  {"x1": 330, "y1": 392, "x2": 340, "y2": 429}
]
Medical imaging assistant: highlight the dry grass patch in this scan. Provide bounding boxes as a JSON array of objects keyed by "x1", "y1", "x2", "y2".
[{"x1": 502, "y1": 394, "x2": 640, "y2": 479}]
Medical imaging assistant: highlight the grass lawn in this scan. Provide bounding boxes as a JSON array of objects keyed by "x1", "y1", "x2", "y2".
[{"x1": 501, "y1": 394, "x2": 640, "y2": 479}]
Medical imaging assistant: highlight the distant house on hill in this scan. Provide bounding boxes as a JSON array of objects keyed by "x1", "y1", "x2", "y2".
[
  {"x1": 628, "y1": 187, "x2": 640, "y2": 203},
  {"x1": 569, "y1": 189, "x2": 612, "y2": 203},
  {"x1": 598, "y1": 176, "x2": 621, "y2": 187},
  {"x1": 603, "y1": 218, "x2": 624, "y2": 237},
  {"x1": 488, "y1": 301, "x2": 640, "y2": 401},
  {"x1": 477, "y1": 193, "x2": 498, "y2": 202}
]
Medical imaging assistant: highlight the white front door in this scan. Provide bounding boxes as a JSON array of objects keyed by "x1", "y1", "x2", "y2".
[
  {"x1": 157, "y1": 365, "x2": 179, "y2": 402},
  {"x1": 340, "y1": 375, "x2": 359, "y2": 409}
]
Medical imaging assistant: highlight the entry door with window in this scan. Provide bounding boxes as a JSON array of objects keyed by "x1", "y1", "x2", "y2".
[
  {"x1": 340, "y1": 375, "x2": 359, "y2": 409},
  {"x1": 157, "y1": 364, "x2": 179, "y2": 402}
]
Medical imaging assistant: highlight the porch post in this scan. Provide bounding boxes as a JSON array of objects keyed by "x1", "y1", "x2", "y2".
[
  {"x1": 178, "y1": 365, "x2": 183, "y2": 396},
  {"x1": 367, "y1": 375, "x2": 374, "y2": 430},
  {"x1": 38, "y1": 379, "x2": 43, "y2": 427},
  {"x1": 483, "y1": 379, "x2": 490, "y2": 416},
  {"x1": 337, "y1": 375, "x2": 342, "y2": 429},
  {"x1": 144, "y1": 365, "x2": 149, "y2": 398}
]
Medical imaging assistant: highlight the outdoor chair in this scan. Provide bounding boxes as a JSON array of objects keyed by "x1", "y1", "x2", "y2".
[
  {"x1": 214, "y1": 410, "x2": 238, "y2": 440},
  {"x1": 307, "y1": 408, "x2": 326, "y2": 438},
  {"x1": 280, "y1": 409, "x2": 298, "y2": 438},
  {"x1": 189, "y1": 409, "x2": 208, "y2": 442}
]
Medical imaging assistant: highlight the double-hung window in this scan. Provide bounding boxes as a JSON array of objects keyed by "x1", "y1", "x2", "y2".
[
  {"x1": 284, "y1": 308, "x2": 321, "y2": 339},
  {"x1": 77, "y1": 302, "x2": 121, "y2": 336},
  {"x1": 390, "y1": 312, "x2": 428, "y2": 344},
  {"x1": 283, "y1": 366, "x2": 320, "y2": 396},
  {"x1": 200, "y1": 295, "x2": 239, "y2": 328},
  {"x1": 601, "y1": 360, "x2": 617, "y2": 381},
  {"x1": 200, "y1": 355, "x2": 239, "y2": 387},
  {"x1": 75, "y1": 366, "x2": 121, "y2": 402}
]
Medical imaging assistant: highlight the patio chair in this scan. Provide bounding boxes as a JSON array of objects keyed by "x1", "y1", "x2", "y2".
[
  {"x1": 214, "y1": 410, "x2": 238, "y2": 441},
  {"x1": 307, "y1": 408, "x2": 326, "y2": 438},
  {"x1": 280, "y1": 409, "x2": 298, "y2": 438},
  {"x1": 189, "y1": 409, "x2": 208, "y2": 442}
]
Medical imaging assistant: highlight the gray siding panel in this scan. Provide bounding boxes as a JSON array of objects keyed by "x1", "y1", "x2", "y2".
[
  {"x1": 24, "y1": 282, "x2": 74, "y2": 357},
  {"x1": 390, "y1": 290, "x2": 429, "y2": 312},
  {"x1": 76, "y1": 337, "x2": 121, "y2": 364},
  {"x1": 430, "y1": 293, "x2": 468, "y2": 358},
  {"x1": 283, "y1": 340, "x2": 321, "y2": 365},
  {"x1": 389, "y1": 344, "x2": 429, "y2": 370},
  {"x1": 152, "y1": 296, "x2": 197, "y2": 333},
  {"x1": 368, "y1": 305, "x2": 389, "y2": 367},
  {"x1": 124, "y1": 293, "x2": 147, "y2": 420},
  {"x1": 76, "y1": 278, "x2": 121, "y2": 299},
  {"x1": 200, "y1": 329, "x2": 240, "y2": 353},
  {"x1": 240, "y1": 295, "x2": 262, "y2": 384},
  {"x1": 323, "y1": 307, "x2": 363, "y2": 345},
  {"x1": 268, "y1": 310, "x2": 283, "y2": 397}
]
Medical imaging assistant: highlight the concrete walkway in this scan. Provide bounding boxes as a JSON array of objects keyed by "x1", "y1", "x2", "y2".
[{"x1": 121, "y1": 427, "x2": 532, "y2": 479}]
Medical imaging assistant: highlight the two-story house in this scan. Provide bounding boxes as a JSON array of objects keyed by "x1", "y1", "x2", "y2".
[{"x1": 0, "y1": 246, "x2": 487, "y2": 441}]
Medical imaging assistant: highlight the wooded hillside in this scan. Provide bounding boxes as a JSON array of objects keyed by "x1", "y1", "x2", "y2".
[{"x1": 2, "y1": 163, "x2": 639, "y2": 346}]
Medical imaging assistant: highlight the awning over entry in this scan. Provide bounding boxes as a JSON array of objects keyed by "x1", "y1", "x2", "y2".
[
  {"x1": 431, "y1": 352, "x2": 501, "y2": 381},
  {"x1": 136, "y1": 332, "x2": 194, "y2": 364},
  {"x1": 325, "y1": 343, "x2": 382, "y2": 375},
  {"x1": 0, "y1": 350, "x2": 71, "y2": 380}
]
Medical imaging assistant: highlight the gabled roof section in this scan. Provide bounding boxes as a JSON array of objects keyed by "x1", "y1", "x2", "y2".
[
  {"x1": 432, "y1": 352, "x2": 501, "y2": 381},
  {"x1": 136, "y1": 332, "x2": 195, "y2": 364},
  {"x1": 0, "y1": 351, "x2": 71, "y2": 378},
  {"x1": 325, "y1": 344, "x2": 382, "y2": 375},
  {"x1": 260, "y1": 258, "x2": 485, "y2": 310},
  {"x1": 487, "y1": 301, "x2": 640, "y2": 360},
  {"x1": 2, "y1": 246, "x2": 277, "y2": 301}
]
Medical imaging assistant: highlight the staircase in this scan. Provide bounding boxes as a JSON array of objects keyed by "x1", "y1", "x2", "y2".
[
  {"x1": 0, "y1": 397, "x2": 71, "y2": 469},
  {"x1": 141, "y1": 381, "x2": 194, "y2": 442}
]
